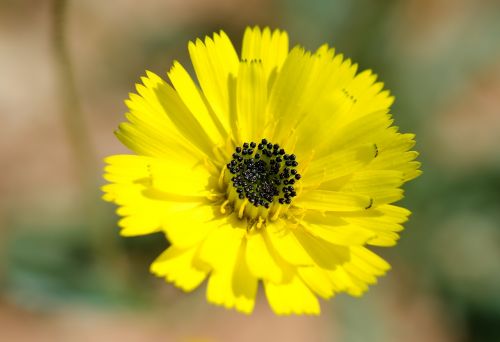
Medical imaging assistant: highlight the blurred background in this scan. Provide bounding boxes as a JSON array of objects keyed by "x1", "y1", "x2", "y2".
[{"x1": 1, "y1": 0, "x2": 500, "y2": 341}]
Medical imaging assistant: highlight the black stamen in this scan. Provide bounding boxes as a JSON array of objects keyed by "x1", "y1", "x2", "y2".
[{"x1": 227, "y1": 140, "x2": 301, "y2": 208}]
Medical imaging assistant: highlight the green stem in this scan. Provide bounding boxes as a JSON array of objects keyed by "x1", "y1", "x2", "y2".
[
  {"x1": 52, "y1": 0, "x2": 94, "y2": 177},
  {"x1": 51, "y1": 0, "x2": 125, "y2": 273}
]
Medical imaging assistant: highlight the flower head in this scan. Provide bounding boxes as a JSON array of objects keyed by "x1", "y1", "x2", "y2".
[{"x1": 103, "y1": 26, "x2": 421, "y2": 315}]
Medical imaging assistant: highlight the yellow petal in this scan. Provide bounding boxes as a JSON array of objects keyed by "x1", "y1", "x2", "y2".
[
  {"x1": 342, "y1": 247, "x2": 389, "y2": 285},
  {"x1": 149, "y1": 158, "x2": 212, "y2": 197},
  {"x1": 118, "y1": 72, "x2": 208, "y2": 160},
  {"x1": 268, "y1": 47, "x2": 316, "y2": 146},
  {"x1": 341, "y1": 170, "x2": 404, "y2": 191},
  {"x1": 351, "y1": 246, "x2": 391, "y2": 273},
  {"x1": 103, "y1": 154, "x2": 151, "y2": 184},
  {"x1": 300, "y1": 212, "x2": 376, "y2": 246},
  {"x1": 334, "y1": 204, "x2": 410, "y2": 223},
  {"x1": 293, "y1": 89, "x2": 354, "y2": 156},
  {"x1": 265, "y1": 221, "x2": 314, "y2": 266},
  {"x1": 241, "y1": 26, "x2": 289, "y2": 82},
  {"x1": 325, "y1": 246, "x2": 390, "y2": 297},
  {"x1": 103, "y1": 155, "x2": 205, "y2": 237},
  {"x1": 295, "y1": 190, "x2": 373, "y2": 212},
  {"x1": 188, "y1": 31, "x2": 239, "y2": 137},
  {"x1": 168, "y1": 61, "x2": 227, "y2": 143},
  {"x1": 344, "y1": 69, "x2": 394, "y2": 120},
  {"x1": 324, "y1": 204, "x2": 410, "y2": 247},
  {"x1": 150, "y1": 73, "x2": 215, "y2": 157},
  {"x1": 371, "y1": 150, "x2": 421, "y2": 181},
  {"x1": 326, "y1": 266, "x2": 367, "y2": 297},
  {"x1": 366, "y1": 233, "x2": 401, "y2": 247},
  {"x1": 205, "y1": 237, "x2": 257, "y2": 314},
  {"x1": 303, "y1": 144, "x2": 378, "y2": 188},
  {"x1": 345, "y1": 215, "x2": 404, "y2": 233},
  {"x1": 325, "y1": 110, "x2": 393, "y2": 153},
  {"x1": 150, "y1": 246, "x2": 209, "y2": 292},
  {"x1": 163, "y1": 205, "x2": 221, "y2": 248},
  {"x1": 196, "y1": 220, "x2": 246, "y2": 271},
  {"x1": 297, "y1": 266, "x2": 335, "y2": 299},
  {"x1": 352, "y1": 130, "x2": 422, "y2": 182},
  {"x1": 245, "y1": 231, "x2": 283, "y2": 283},
  {"x1": 231, "y1": 239, "x2": 258, "y2": 313},
  {"x1": 338, "y1": 170, "x2": 405, "y2": 206},
  {"x1": 115, "y1": 122, "x2": 183, "y2": 160},
  {"x1": 292, "y1": 48, "x2": 360, "y2": 156},
  {"x1": 236, "y1": 59, "x2": 268, "y2": 142},
  {"x1": 117, "y1": 214, "x2": 161, "y2": 236},
  {"x1": 376, "y1": 204, "x2": 411, "y2": 222},
  {"x1": 264, "y1": 276, "x2": 320, "y2": 315},
  {"x1": 291, "y1": 227, "x2": 350, "y2": 270}
]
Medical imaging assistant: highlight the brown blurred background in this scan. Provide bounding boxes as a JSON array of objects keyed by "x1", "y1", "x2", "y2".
[{"x1": 1, "y1": 0, "x2": 500, "y2": 341}]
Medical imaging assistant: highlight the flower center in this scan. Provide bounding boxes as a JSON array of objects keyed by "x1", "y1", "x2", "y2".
[{"x1": 222, "y1": 139, "x2": 301, "y2": 223}]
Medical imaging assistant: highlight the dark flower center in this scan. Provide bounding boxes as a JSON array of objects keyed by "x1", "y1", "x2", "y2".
[{"x1": 226, "y1": 139, "x2": 301, "y2": 208}]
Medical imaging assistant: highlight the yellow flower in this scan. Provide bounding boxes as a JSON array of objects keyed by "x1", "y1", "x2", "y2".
[{"x1": 102, "y1": 26, "x2": 421, "y2": 315}]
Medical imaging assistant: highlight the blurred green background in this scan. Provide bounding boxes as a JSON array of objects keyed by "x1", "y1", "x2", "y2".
[{"x1": 1, "y1": 0, "x2": 500, "y2": 341}]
